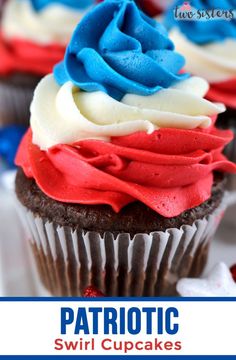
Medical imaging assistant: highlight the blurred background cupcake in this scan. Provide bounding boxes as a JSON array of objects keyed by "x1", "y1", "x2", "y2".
[
  {"x1": 0, "y1": 0, "x2": 96, "y2": 127},
  {"x1": 15, "y1": 0, "x2": 236, "y2": 297},
  {"x1": 0, "y1": 125, "x2": 25, "y2": 172},
  {"x1": 0, "y1": 0, "x2": 6, "y2": 16},
  {"x1": 136, "y1": 0, "x2": 174, "y2": 17},
  {"x1": 164, "y1": 0, "x2": 236, "y2": 186}
]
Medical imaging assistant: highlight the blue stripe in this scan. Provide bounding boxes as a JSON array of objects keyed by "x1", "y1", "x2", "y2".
[
  {"x1": 0, "y1": 297, "x2": 236, "y2": 301},
  {"x1": 0, "y1": 356, "x2": 236, "y2": 359}
]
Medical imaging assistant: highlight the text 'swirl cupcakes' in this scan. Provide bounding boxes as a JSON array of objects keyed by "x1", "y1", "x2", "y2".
[
  {"x1": 0, "y1": 0, "x2": 95, "y2": 126},
  {"x1": 15, "y1": 0, "x2": 236, "y2": 297}
]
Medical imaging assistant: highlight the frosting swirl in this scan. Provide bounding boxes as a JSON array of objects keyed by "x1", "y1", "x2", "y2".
[
  {"x1": 30, "y1": 0, "x2": 94, "y2": 11},
  {"x1": 170, "y1": 29, "x2": 236, "y2": 83},
  {"x1": 54, "y1": 0, "x2": 188, "y2": 100},
  {"x1": 2, "y1": 0, "x2": 93, "y2": 45},
  {"x1": 16, "y1": 126, "x2": 236, "y2": 218},
  {"x1": 0, "y1": 34, "x2": 65, "y2": 75},
  {"x1": 30, "y1": 75, "x2": 225, "y2": 150},
  {"x1": 207, "y1": 77, "x2": 236, "y2": 109},
  {"x1": 165, "y1": 1, "x2": 236, "y2": 107},
  {"x1": 0, "y1": 0, "x2": 95, "y2": 75},
  {"x1": 169, "y1": 29, "x2": 236, "y2": 108},
  {"x1": 15, "y1": 0, "x2": 236, "y2": 218},
  {"x1": 165, "y1": 0, "x2": 236, "y2": 45}
]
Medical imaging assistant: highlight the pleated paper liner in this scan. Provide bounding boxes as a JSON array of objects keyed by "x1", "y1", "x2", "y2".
[{"x1": 17, "y1": 199, "x2": 226, "y2": 297}]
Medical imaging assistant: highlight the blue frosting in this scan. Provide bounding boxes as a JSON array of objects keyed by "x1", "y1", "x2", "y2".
[
  {"x1": 0, "y1": 126, "x2": 26, "y2": 168},
  {"x1": 54, "y1": 0, "x2": 188, "y2": 101},
  {"x1": 164, "y1": 0, "x2": 236, "y2": 44},
  {"x1": 30, "y1": 0, "x2": 94, "y2": 11}
]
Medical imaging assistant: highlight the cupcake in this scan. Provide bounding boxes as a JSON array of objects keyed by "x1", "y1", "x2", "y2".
[
  {"x1": 164, "y1": 0, "x2": 236, "y2": 180},
  {"x1": 136, "y1": 0, "x2": 174, "y2": 17},
  {"x1": 15, "y1": 0, "x2": 236, "y2": 297},
  {"x1": 0, "y1": 125, "x2": 26, "y2": 169},
  {"x1": 0, "y1": 0, "x2": 96, "y2": 126},
  {"x1": 0, "y1": 0, "x2": 6, "y2": 16}
]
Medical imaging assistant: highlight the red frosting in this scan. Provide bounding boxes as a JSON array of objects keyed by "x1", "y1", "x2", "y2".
[
  {"x1": 97, "y1": 0, "x2": 163, "y2": 16},
  {"x1": 207, "y1": 78, "x2": 236, "y2": 110},
  {"x1": 136, "y1": 0, "x2": 164, "y2": 16},
  {"x1": 0, "y1": 33, "x2": 65, "y2": 76},
  {"x1": 16, "y1": 125, "x2": 236, "y2": 218}
]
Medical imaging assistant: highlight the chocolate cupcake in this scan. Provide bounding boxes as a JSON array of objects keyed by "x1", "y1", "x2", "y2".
[
  {"x1": 15, "y1": 0, "x2": 236, "y2": 297},
  {"x1": 0, "y1": 0, "x2": 96, "y2": 126},
  {"x1": 164, "y1": 0, "x2": 236, "y2": 187}
]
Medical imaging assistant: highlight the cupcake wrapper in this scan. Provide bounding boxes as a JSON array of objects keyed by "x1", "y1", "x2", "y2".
[
  {"x1": 0, "y1": 80, "x2": 35, "y2": 127},
  {"x1": 17, "y1": 200, "x2": 226, "y2": 297}
]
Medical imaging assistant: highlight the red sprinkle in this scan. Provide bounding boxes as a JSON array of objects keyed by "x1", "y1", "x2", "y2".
[
  {"x1": 230, "y1": 264, "x2": 236, "y2": 282},
  {"x1": 83, "y1": 286, "x2": 105, "y2": 298}
]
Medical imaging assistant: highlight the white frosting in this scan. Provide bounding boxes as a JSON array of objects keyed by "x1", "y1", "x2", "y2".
[
  {"x1": 30, "y1": 74, "x2": 225, "y2": 150},
  {"x1": 170, "y1": 28, "x2": 236, "y2": 83},
  {"x1": 177, "y1": 263, "x2": 236, "y2": 297},
  {"x1": 2, "y1": 0, "x2": 88, "y2": 45}
]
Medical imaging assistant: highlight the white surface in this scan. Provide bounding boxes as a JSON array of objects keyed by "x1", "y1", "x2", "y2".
[
  {"x1": 178, "y1": 262, "x2": 236, "y2": 296},
  {"x1": 205, "y1": 206, "x2": 236, "y2": 275},
  {"x1": 0, "y1": 173, "x2": 49, "y2": 296},
  {"x1": 0, "y1": 173, "x2": 236, "y2": 297}
]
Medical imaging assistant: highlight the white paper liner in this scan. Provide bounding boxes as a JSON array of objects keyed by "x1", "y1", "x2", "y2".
[
  {"x1": 16, "y1": 198, "x2": 227, "y2": 297},
  {"x1": 0, "y1": 79, "x2": 36, "y2": 126}
]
